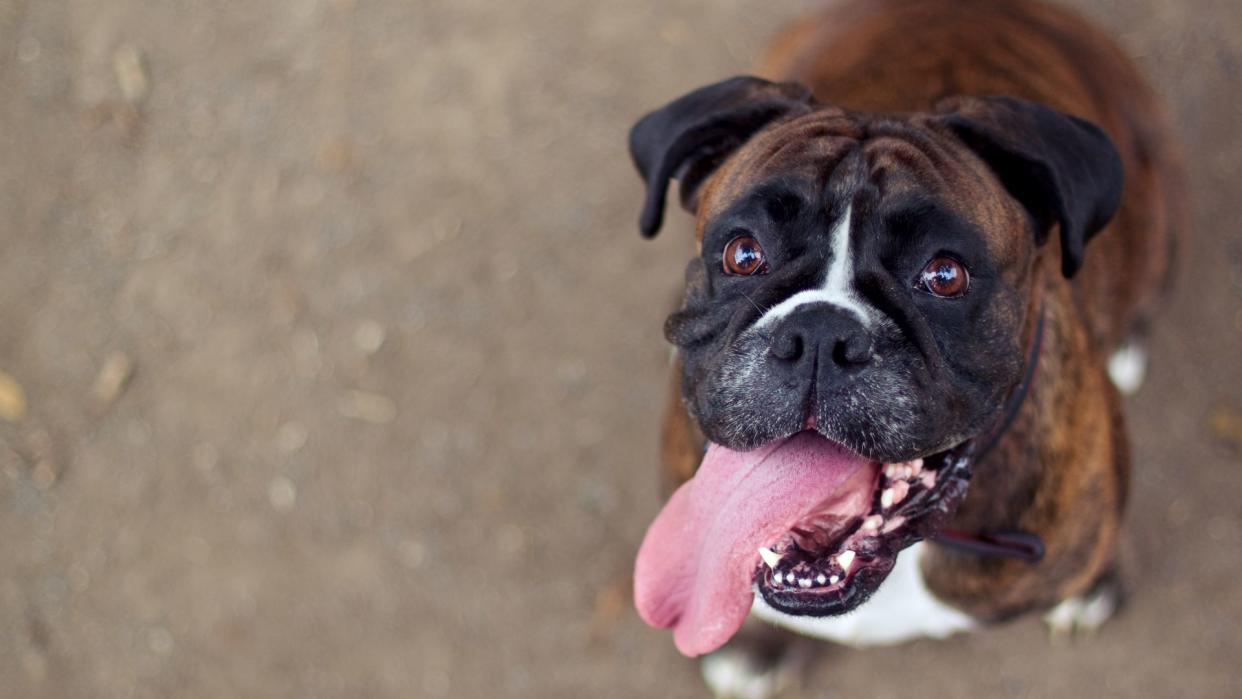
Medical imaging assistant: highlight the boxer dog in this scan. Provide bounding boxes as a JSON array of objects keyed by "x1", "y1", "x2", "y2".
[{"x1": 626, "y1": 0, "x2": 1187, "y2": 695}]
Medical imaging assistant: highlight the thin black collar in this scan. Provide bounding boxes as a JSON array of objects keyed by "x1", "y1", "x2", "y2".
[{"x1": 932, "y1": 306, "x2": 1047, "y2": 563}]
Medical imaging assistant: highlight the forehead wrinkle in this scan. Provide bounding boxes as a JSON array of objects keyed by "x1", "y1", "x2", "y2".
[
  {"x1": 860, "y1": 129, "x2": 1025, "y2": 264},
  {"x1": 752, "y1": 124, "x2": 859, "y2": 182},
  {"x1": 862, "y1": 136, "x2": 953, "y2": 196},
  {"x1": 901, "y1": 127, "x2": 1031, "y2": 264},
  {"x1": 697, "y1": 112, "x2": 861, "y2": 232},
  {"x1": 891, "y1": 124, "x2": 1019, "y2": 223},
  {"x1": 821, "y1": 147, "x2": 867, "y2": 216},
  {"x1": 863, "y1": 122, "x2": 987, "y2": 198}
]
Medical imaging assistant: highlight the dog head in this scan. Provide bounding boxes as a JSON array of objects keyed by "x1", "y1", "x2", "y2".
[{"x1": 629, "y1": 76, "x2": 1121, "y2": 643}]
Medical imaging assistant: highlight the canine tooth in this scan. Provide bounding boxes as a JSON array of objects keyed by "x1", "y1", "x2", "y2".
[
  {"x1": 830, "y1": 575, "x2": 840, "y2": 584},
  {"x1": 817, "y1": 573, "x2": 828, "y2": 585},
  {"x1": 880, "y1": 488, "x2": 895, "y2": 509},
  {"x1": 922, "y1": 471, "x2": 937, "y2": 489},
  {"x1": 758, "y1": 547, "x2": 782, "y2": 570},
  {"x1": 909, "y1": 458, "x2": 924, "y2": 475},
  {"x1": 799, "y1": 578, "x2": 812, "y2": 588},
  {"x1": 836, "y1": 550, "x2": 856, "y2": 572},
  {"x1": 786, "y1": 572, "x2": 797, "y2": 584},
  {"x1": 861, "y1": 514, "x2": 884, "y2": 532},
  {"x1": 884, "y1": 463, "x2": 901, "y2": 479}
]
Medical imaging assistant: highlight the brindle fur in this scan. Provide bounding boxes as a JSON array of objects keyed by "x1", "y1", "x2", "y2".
[{"x1": 658, "y1": 0, "x2": 1184, "y2": 621}]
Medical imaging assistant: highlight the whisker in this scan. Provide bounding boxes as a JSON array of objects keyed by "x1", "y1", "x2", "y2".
[{"x1": 739, "y1": 290, "x2": 769, "y2": 318}]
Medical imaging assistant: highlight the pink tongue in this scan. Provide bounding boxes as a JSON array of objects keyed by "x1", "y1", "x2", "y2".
[{"x1": 633, "y1": 431, "x2": 871, "y2": 656}]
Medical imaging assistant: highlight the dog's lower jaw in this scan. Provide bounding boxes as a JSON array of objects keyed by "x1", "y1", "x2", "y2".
[
  {"x1": 702, "y1": 545, "x2": 1123, "y2": 699},
  {"x1": 702, "y1": 543, "x2": 975, "y2": 699},
  {"x1": 752, "y1": 542, "x2": 975, "y2": 646}
]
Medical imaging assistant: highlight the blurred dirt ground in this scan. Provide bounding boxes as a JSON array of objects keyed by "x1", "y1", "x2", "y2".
[{"x1": 1, "y1": 0, "x2": 1240, "y2": 697}]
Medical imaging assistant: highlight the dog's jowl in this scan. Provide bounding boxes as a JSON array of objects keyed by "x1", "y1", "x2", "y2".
[{"x1": 626, "y1": 0, "x2": 1186, "y2": 694}]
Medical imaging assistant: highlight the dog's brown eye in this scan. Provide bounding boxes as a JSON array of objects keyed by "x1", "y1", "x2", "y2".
[
  {"x1": 917, "y1": 256, "x2": 969, "y2": 298},
  {"x1": 723, "y1": 235, "x2": 769, "y2": 276}
]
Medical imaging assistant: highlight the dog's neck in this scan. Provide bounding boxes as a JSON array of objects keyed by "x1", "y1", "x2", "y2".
[
  {"x1": 932, "y1": 303, "x2": 1047, "y2": 563},
  {"x1": 922, "y1": 267, "x2": 1128, "y2": 620}
]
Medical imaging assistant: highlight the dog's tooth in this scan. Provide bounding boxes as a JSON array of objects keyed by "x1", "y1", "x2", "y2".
[
  {"x1": 882, "y1": 515, "x2": 906, "y2": 533},
  {"x1": 891, "y1": 480, "x2": 910, "y2": 505},
  {"x1": 830, "y1": 575, "x2": 840, "y2": 584},
  {"x1": 880, "y1": 488, "x2": 895, "y2": 509},
  {"x1": 816, "y1": 573, "x2": 827, "y2": 585},
  {"x1": 799, "y1": 577, "x2": 812, "y2": 588},
  {"x1": 884, "y1": 463, "x2": 901, "y2": 479},
  {"x1": 861, "y1": 514, "x2": 884, "y2": 532},
  {"x1": 836, "y1": 550, "x2": 856, "y2": 572},
  {"x1": 757, "y1": 547, "x2": 782, "y2": 570},
  {"x1": 921, "y1": 471, "x2": 937, "y2": 489},
  {"x1": 909, "y1": 458, "x2": 924, "y2": 476},
  {"x1": 786, "y1": 572, "x2": 798, "y2": 585}
]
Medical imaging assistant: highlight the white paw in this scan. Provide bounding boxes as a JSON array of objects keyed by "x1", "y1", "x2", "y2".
[
  {"x1": 1107, "y1": 341, "x2": 1147, "y2": 395},
  {"x1": 700, "y1": 647, "x2": 793, "y2": 699},
  {"x1": 1043, "y1": 585, "x2": 1118, "y2": 639}
]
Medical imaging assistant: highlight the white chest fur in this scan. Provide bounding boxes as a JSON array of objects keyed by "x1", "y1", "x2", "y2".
[{"x1": 749, "y1": 542, "x2": 976, "y2": 646}]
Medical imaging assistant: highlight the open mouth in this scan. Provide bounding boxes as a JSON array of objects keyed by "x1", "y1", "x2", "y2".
[
  {"x1": 753, "y1": 436, "x2": 972, "y2": 616},
  {"x1": 633, "y1": 428, "x2": 973, "y2": 657}
]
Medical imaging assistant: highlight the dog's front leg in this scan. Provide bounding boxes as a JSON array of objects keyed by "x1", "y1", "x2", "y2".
[{"x1": 700, "y1": 619, "x2": 815, "y2": 699}]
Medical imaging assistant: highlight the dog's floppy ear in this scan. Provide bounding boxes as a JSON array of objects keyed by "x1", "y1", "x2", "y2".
[
  {"x1": 630, "y1": 76, "x2": 814, "y2": 238},
  {"x1": 934, "y1": 96, "x2": 1123, "y2": 277}
]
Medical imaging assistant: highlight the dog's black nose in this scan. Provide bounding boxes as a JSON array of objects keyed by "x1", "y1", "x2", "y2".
[{"x1": 769, "y1": 303, "x2": 873, "y2": 369}]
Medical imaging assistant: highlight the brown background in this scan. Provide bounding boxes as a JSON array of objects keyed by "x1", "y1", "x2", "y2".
[{"x1": 1, "y1": 0, "x2": 1239, "y2": 697}]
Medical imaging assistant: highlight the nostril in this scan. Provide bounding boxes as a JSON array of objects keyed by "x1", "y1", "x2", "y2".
[
  {"x1": 832, "y1": 335, "x2": 873, "y2": 367},
  {"x1": 769, "y1": 306, "x2": 871, "y2": 367},
  {"x1": 770, "y1": 330, "x2": 804, "y2": 362}
]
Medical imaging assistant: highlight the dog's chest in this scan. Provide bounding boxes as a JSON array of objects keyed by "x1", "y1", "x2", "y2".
[{"x1": 750, "y1": 542, "x2": 976, "y2": 646}]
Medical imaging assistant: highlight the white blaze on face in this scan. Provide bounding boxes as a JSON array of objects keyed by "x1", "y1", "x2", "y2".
[{"x1": 754, "y1": 204, "x2": 874, "y2": 330}]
